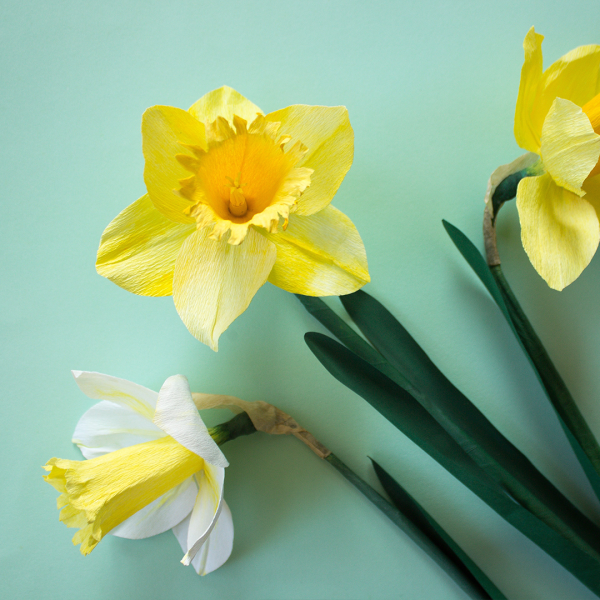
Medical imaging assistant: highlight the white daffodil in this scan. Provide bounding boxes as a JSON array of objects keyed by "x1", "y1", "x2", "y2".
[{"x1": 44, "y1": 371, "x2": 233, "y2": 575}]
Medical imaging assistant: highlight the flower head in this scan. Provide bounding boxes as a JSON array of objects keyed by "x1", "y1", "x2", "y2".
[
  {"x1": 43, "y1": 371, "x2": 231, "y2": 575},
  {"x1": 514, "y1": 28, "x2": 600, "y2": 289},
  {"x1": 97, "y1": 86, "x2": 369, "y2": 349}
]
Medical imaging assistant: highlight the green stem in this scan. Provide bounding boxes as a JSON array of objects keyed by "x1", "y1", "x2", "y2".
[
  {"x1": 208, "y1": 412, "x2": 499, "y2": 598},
  {"x1": 209, "y1": 412, "x2": 257, "y2": 445},
  {"x1": 483, "y1": 175, "x2": 600, "y2": 500},
  {"x1": 490, "y1": 264, "x2": 600, "y2": 494}
]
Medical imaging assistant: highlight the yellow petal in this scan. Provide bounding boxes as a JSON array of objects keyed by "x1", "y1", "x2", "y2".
[
  {"x1": 265, "y1": 105, "x2": 353, "y2": 216},
  {"x1": 515, "y1": 27, "x2": 545, "y2": 153},
  {"x1": 188, "y1": 86, "x2": 263, "y2": 127},
  {"x1": 517, "y1": 173, "x2": 599, "y2": 290},
  {"x1": 540, "y1": 98, "x2": 600, "y2": 196},
  {"x1": 96, "y1": 195, "x2": 195, "y2": 296},
  {"x1": 142, "y1": 106, "x2": 206, "y2": 224},
  {"x1": 173, "y1": 227, "x2": 276, "y2": 350},
  {"x1": 44, "y1": 436, "x2": 204, "y2": 555},
  {"x1": 533, "y1": 43, "x2": 600, "y2": 139},
  {"x1": 262, "y1": 205, "x2": 369, "y2": 295}
]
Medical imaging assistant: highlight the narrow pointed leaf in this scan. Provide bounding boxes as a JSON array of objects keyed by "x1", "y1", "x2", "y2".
[
  {"x1": 295, "y1": 295, "x2": 406, "y2": 385},
  {"x1": 304, "y1": 332, "x2": 600, "y2": 595},
  {"x1": 325, "y1": 453, "x2": 495, "y2": 600},
  {"x1": 338, "y1": 289, "x2": 600, "y2": 556},
  {"x1": 371, "y1": 459, "x2": 506, "y2": 600},
  {"x1": 444, "y1": 220, "x2": 600, "y2": 500}
]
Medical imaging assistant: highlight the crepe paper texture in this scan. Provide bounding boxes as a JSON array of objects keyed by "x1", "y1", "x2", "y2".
[
  {"x1": 43, "y1": 371, "x2": 232, "y2": 575},
  {"x1": 511, "y1": 27, "x2": 600, "y2": 290},
  {"x1": 96, "y1": 86, "x2": 369, "y2": 350},
  {"x1": 299, "y1": 292, "x2": 600, "y2": 596}
]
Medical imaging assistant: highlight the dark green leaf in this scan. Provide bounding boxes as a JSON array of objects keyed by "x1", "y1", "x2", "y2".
[
  {"x1": 304, "y1": 332, "x2": 600, "y2": 596},
  {"x1": 372, "y1": 459, "x2": 506, "y2": 600},
  {"x1": 325, "y1": 452, "x2": 496, "y2": 600},
  {"x1": 443, "y1": 220, "x2": 600, "y2": 500},
  {"x1": 339, "y1": 289, "x2": 600, "y2": 557}
]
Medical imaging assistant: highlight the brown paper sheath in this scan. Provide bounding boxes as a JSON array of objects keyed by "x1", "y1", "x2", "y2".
[{"x1": 191, "y1": 393, "x2": 331, "y2": 459}]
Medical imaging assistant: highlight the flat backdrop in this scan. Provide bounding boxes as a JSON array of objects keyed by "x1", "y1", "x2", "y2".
[{"x1": 3, "y1": 1, "x2": 600, "y2": 598}]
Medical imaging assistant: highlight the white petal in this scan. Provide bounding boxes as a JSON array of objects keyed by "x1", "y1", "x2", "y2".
[
  {"x1": 173, "y1": 501, "x2": 234, "y2": 575},
  {"x1": 181, "y1": 466, "x2": 225, "y2": 565},
  {"x1": 153, "y1": 375, "x2": 228, "y2": 468},
  {"x1": 72, "y1": 400, "x2": 165, "y2": 459},
  {"x1": 72, "y1": 371, "x2": 158, "y2": 421},
  {"x1": 111, "y1": 477, "x2": 198, "y2": 539}
]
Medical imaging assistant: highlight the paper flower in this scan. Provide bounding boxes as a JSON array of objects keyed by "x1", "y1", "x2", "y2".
[
  {"x1": 43, "y1": 371, "x2": 232, "y2": 575},
  {"x1": 97, "y1": 86, "x2": 369, "y2": 349},
  {"x1": 513, "y1": 27, "x2": 600, "y2": 290}
]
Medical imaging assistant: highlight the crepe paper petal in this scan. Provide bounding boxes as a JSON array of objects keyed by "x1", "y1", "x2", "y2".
[
  {"x1": 181, "y1": 466, "x2": 225, "y2": 566},
  {"x1": 265, "y1": 105, "x2": 353, "y2": 216},
  {"x1": 73, "y1": 400, "x2": 164, "y2": 459},
  {"x1": 142, "y1": 105, "x2": 206, "y2": 224},
  {"x1": 173, "y1": 500, "x2": 234, "y2": 576},
  {"x1": 262, "y1": 205, "x2": 369, "y2": 295},
  {"x1": 72, "y1": 371, "x2": 157, "y2": 421},
  {"x1": 153, "y1": 375, "x2": 228, "y2": 468},
  {"x1": 188, "y1": 85, "x2": 263, "y2": 128},
  {"x1": 533, "y1": 43, "x2": 600, "y2": 140},
  {"x1": 173, "y1": 227, "x2": 277, "y2": 350},
  {"x1": 514, "y1": 27, "x2": 545, "y2": 153},
  {"x1": 517, "y1": 173, "x2": 600, "y2": 290},
  {"x1": 540, "y1": 98, "x2": 600, "y2": 196},
  {"x1": 96, "y1": 195, "x2": 195, "y2": 297},
  {"x1": 111, "y1": 477, "x2": 197, "y2": 539},
  {"x1": 44, "y1": 436, "x2": 206, "y2": 555}
]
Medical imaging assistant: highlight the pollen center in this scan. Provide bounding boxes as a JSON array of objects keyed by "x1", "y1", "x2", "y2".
[{"x1": 176, "y1": 113, "x2": 313, "y2": 244}]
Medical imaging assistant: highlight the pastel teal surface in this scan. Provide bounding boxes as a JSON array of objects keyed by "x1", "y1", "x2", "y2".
[{"x1": 3, "y1": 1, "x2": 600, "y2": 598}]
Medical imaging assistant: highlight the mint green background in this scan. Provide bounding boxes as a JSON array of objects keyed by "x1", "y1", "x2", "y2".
[{"x1": 3, "y1": 1, "x2": 600, "y2": 598}]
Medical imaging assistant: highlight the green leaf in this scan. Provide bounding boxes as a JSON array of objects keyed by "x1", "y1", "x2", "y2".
[
  {"x1": 338, "y1": 289, "x2": 600, "y2": 558},
  {"x1": 443, "y1": 220, "x2": 600, "y2": 500},
  {"x1": 295, "y1": 295, "x2": 406, "y2": 386},
  {"x1": 325, "y1": 452, "x2": 496, "y2": 600},
  {"x1": 304, "y1": 332, "x2": 600, "y2": 596},
  {"x1": 371, "y1": 459, "x2": 506, "y2": 600}
]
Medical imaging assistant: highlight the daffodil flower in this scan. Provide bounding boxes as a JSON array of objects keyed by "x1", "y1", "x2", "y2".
[
  {"x1": 43, "y1": 371, "x2": 232, "y2": 575},
  {"x1": 513, "y1": 27, "x2": 600, "y2": 289},
  {"x1": 97, "y1": 86, "x2": 369, "y2": 349}
]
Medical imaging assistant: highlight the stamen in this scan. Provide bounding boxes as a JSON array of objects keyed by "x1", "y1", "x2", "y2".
[{"x1": 227, "y1": 172, "x2": 248, "y2": 217}]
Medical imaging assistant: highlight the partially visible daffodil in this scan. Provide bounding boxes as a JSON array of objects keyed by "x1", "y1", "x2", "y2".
[
  {"x1": 97, "y1": 86, "x2": 369, "y2": 349},
  {"x1": 43, "y1": 371, "x2": 232, "y2": 575},
  {"x1": 513, "y1": 27, "x2": 600, "y2": 290}
]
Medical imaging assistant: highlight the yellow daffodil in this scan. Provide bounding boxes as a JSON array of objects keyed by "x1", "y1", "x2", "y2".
[
  {"x1": 44, "y1": 371, "x2": 232, "y2": 575},
  {"x1": 514, "y1": 27, "x2": 600, "y2": 290},
  {"x1": 97, "y1": 86, "x2": 369, "y2": 349}
]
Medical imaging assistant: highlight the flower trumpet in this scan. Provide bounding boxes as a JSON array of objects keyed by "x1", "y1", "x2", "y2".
[{"x1": 44, "y1": 371, "x2": 231, "y2": 575}]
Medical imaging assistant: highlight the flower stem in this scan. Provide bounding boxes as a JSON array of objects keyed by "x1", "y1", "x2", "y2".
[
  {"x1": 483, "y1": 173, "x2": 600, "y2": 499},
  {"x1": 209, "y1": 409, "x2": 498, "y2": 598},
  {"x1": 209, "y1": 412, "x2": 257, "y2": 446}
]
